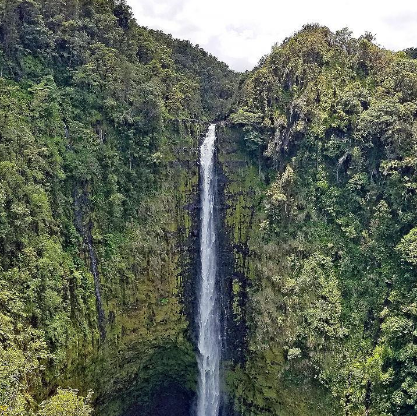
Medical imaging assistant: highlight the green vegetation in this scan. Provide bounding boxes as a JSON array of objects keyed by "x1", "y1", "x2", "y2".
[
  {"x1": 226, "y1": 24, "x2": 417, "y2": 416},
  {"x1": 0, "y1": 0, "x2": 237, "y2": 414},
  {"x1": 37, "y1": 389, "x2": 93, "y2": 416},
  {"x1": 1, "y1": 1, "x2": 416, "y2": 415}
]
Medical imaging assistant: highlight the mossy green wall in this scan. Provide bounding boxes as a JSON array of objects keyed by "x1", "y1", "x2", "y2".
[
  {"x1": 65, "y1": 124, "x2": 203, "y2": 416},
  {"x1": 217, "y1": 124, "x2": 340, "y2": 416}
]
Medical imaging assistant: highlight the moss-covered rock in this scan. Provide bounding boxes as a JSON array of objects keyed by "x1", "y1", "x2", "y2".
[{"x1": 216, "y1": 124, "x2": 340, "y2": 416}]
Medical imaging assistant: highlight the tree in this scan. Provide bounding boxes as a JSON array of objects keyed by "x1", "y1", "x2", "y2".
[{"x1": 37, "y1": 389, "x2": 93, "y2": 416}]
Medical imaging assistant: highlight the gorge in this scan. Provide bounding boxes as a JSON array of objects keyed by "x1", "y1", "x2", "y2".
[{"x1": 1, "y1": 1, "x2": 417, "y2": 416}]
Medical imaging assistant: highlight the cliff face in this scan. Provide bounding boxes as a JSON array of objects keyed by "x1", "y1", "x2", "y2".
[
  {"x1": 220, "y1": 25, "x2": 417, "y2": 416},
  {"x1": 0, "y1": 1, "x2": 238, "y2": 414},
  {"x1": 216, "y1": 124, "x2": 260, "y2": 364},
  {"x1": 94, "y1": 123, "x2": 202, "y2": 416},
  {"x1": 2, "y1": 3, "x2": 417, "y2": 415},
  {"x1": 216, "y1": 124, "x2": 338, "y2": 416},
  {"x1": 214, "y1": 124, "x2": 262, "y2": 416}
]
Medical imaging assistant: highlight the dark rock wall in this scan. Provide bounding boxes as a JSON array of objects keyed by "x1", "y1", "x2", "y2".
[{"x1": 215, "y1": 124, "x2": 264, "y2": 415}]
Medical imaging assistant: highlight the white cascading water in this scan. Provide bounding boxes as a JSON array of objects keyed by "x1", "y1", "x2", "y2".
[{"x1": 197, "y1": 124, "x2": 221, "y2": 416}]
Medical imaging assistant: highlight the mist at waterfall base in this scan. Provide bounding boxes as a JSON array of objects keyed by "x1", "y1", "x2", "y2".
[{"x1": 196, "y1": 124, "x2": 221, "y2": 416}]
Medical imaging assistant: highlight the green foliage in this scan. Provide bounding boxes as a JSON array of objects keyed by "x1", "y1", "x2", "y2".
[
  {"x1": 397, "y1": 228, "x2": 417, "y2": 266},
  {"x1": 37, "y1": 389, "x2": 93, "y2": 416},
  {"x1": 2, "y1": 1, "x2": 415, "y2": 414},
  {"x1": 228, "y1": 25, "x2": 417, "y2": 416},
  {"x1": 0, "y1": 0, "x2": 237, "y2": 414}
]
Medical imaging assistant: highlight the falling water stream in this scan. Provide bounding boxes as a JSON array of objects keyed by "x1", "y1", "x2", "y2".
[{"x1": 197, "y1": 124, "x2": 221, "y2": 416}]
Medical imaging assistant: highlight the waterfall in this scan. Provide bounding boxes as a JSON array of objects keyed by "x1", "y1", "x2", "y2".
[{"x1": 197, "y1": 124, "x2": 221, "y2": 416}]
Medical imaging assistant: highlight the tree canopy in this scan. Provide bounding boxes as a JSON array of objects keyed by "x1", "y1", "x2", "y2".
[{"x1": 228, "y1": 24, "x2": 417, "y2": 416}]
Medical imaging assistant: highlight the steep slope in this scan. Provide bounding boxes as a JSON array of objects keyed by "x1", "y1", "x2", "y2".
[
  {"x1": 0, "y1": 1, "x2": 238, "y2": 415},
  {"x1": 222, "y1": 25, "x2": 417, "y2": 416},
  {"x1": 2, "y1": 5, "x2": 417, "y2": 416}
]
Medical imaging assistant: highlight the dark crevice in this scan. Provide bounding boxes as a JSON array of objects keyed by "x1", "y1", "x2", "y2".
[{"x1": 73, "y1": 182, "x2": 106, "y2": 340}]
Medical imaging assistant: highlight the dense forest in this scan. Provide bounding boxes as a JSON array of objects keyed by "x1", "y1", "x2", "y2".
[
  {"x1": 0, "y1": 0, "x2": 237, "y2": 415},
  {"x1": 224, "y1": 24, "x2": 417, "y2": 416},
  {"x1": 1, "y1": 1, "x2": 417, "y2": 416}
]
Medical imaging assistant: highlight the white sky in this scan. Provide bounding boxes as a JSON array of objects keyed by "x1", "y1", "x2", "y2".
[{"x1": 127, "y1": 0, "x2": 417, "y2": 71}]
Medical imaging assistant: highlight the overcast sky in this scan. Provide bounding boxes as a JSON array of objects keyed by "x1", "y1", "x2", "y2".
[{"x1": 127, "y1": 0, "x2": 417, "y2": 71}]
